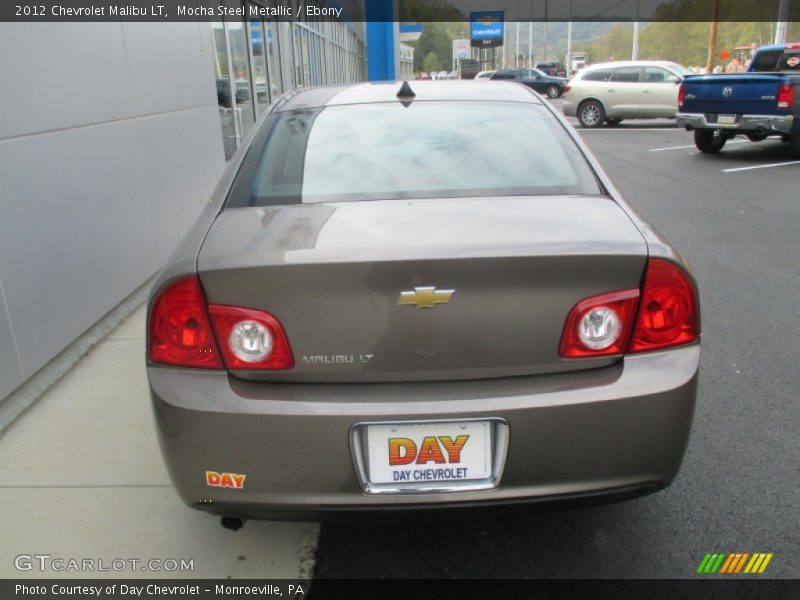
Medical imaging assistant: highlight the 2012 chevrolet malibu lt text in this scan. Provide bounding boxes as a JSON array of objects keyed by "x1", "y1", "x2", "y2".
[{"x1": 146, "y1": 80, "x2": 700, "y2": 521}]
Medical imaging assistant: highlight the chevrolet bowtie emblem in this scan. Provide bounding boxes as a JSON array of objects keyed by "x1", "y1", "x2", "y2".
[{"x1": 397, "y1": 286, "x2": 455, "y2": 309}]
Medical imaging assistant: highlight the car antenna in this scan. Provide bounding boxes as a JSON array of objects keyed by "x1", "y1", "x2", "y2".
[{"x1": 397, "y1": 81, "x2": 416, "y2": 107}]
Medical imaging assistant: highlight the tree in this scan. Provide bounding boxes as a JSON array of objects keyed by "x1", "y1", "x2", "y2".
[
  {"x1": 422, "y1": 51, "x2": 443, "y2": 74},
  {"x1": 414, "y1": 22, "x2": 461, "y2": 72}
]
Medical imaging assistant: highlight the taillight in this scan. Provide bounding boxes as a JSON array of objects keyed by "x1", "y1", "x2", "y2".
[
  {"x1": 208, "y1": 305, "x2": 294, "y2": 370},
  {"x1": 678, "y1": 82, "x2": 686, "y2": 109},
  {"x1": 564, "y1": 84, "x2": 572, "y2": 93},
  {"x1": 559, "y1": 259, "x2": 699, "y2": 359},
  {"x1": 628, "y1": 259, "x2": 699, "y2": 353},
  {"x1": 777, "y1": 83, "x2": 794, "y2": 109},
  {"x1": 148, "y1": 276, "x2": 294, "y2": 370},
  {"x1": 559, "y1": 289, "x2": 640, "y2": 358},
  {"x1": 149, "y1": 277, "x2": 222, "y2": 369}
]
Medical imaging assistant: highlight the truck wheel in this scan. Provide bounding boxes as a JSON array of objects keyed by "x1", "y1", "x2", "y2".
[
  {"x1": 578, "y1": 100, "x2": 605, "y2": 128},
  {"x1": 546, "y1": 85, "x2": 561, "y2": 98},
  {"x1": 694, "y1": 129, "x2": 726, "y2": 153}
]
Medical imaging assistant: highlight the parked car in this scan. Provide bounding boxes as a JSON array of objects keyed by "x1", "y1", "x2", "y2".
[
  {"x1": 146, "y1": 80, "x2": 700, "y2": 523},
  {"x1": 234, "y1": 79, "x2": 251, "y2": 103},
  {"x1": 676, "y1": 42, "x2": 800, "y2": 156},
  {"x1": 490, "y1": 68, "x2": 567, "y2": 98},
  {"x1": 536, "y1": 61, "x2": 567, "y2": 78},
  {"x1": 216, "y1": 78, "x2": 232, "y2": 108},
  {"x1": 563, "y1": 60, "x2": 692, "y2": 127},
  {"x1": 475, "y1": 70, "x2": 496, "y2": 79}
]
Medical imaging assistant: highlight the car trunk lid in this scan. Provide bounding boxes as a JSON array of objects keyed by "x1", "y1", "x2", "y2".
[{"x1": 197, "y1": 196, "x2": 648, "y2": 382}]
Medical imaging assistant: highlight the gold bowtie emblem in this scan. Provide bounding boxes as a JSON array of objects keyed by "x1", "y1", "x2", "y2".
[{"x1": 397, "y1": 286, "x2": 455, "y2": 309}]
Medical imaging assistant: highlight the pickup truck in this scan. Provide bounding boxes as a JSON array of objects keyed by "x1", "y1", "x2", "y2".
[{"x1": 676, "y1": 43, "x2": 800, "y2": 156}]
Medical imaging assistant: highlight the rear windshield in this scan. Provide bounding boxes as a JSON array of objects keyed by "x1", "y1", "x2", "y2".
[
  {"x1": 227, "y1": 101, "x2": 601, "y2": 207},
  {"x1": 751, "y1": 50, "x2": 800, "y2": 71}
]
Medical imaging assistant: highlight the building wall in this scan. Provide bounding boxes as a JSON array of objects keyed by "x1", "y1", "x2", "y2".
[
  {"x1": 0, "y1": 22, "x2": 226, "y2": 401},
  {"x1": 211, "y1": 14, "x2": 366, "y2": 159}
]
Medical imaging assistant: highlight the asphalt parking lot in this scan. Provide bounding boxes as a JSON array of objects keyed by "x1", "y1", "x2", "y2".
[
  {"x1": 312, "y1": 101, "x2": 800, "y2": 578},
  {"x1": 1, "y1": 98, "x2": 797, "y2": 581}
]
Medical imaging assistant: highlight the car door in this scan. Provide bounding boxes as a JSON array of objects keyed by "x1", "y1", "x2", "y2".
[
  {"x1": 519, "y1": 69, "x2": 548, "y2": 92},
  {"x1": 642, "y1": 66, "x2": 682, "y2": 117},
  {"x1": 606, "y1": 66, "x2": 644, "y2": 117}
]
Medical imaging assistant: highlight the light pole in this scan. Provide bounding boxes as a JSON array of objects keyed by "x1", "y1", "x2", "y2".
[
  {"x1": 566, "y1": 0, "x2": 573, "y2": 75},
  {"x1": 631, "y1": 0, "x2": 641, "y2": 60},
  {"x1": 528, "y1": 0, "x2": 533, "y2": 68},
  {"x1": 543, "y1": 0, "x2": 548, "y2": 61},
  {"x1": 503, "y1": 20, "x2": 507, "y2": 68},
  {"x1": 515, "y1": 0, "x2": 520, "y2": 68},
  {"x1": 775, "y1": 0, "x2": 790, "y2": 44}
]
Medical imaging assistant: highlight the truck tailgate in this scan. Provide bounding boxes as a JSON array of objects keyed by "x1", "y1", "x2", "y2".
[{"x1": 683, "y1": 74, "x2": 785, "y2": 114}]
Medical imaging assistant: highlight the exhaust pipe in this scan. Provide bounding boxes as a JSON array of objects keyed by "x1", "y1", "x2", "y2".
[{"x1": 221, "y1": 516, "x2": 245, "y2": 531}]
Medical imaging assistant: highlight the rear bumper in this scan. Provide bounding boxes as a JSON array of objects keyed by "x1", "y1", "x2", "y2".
[
  {"x1": 562, "y1": 98, "x2": 577, "y2": 117},
  {"x1": 148, "y1": 345, "x2": 699, "y2": 516},
  {"x1": 676, "y1": 112, "x2": 794, "y2": 134}
]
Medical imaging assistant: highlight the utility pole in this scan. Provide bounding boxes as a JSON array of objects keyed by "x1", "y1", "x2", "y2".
[
  {"x1": 528, "y1": 0, "x2": 533, "y2": 68},
  {"x1": 775, "y1": 0, "x2": 790, "y2": 44},
  {"x1": 631, "y1": 0, "x2": 641, "y2": 60},
  {"x1": 705, "y1": 0, "x2": 720, "y2": 74},
  {"x1": 503, "y1": 19, "x2": 507, "y2": 68},
  {"x1": 543, "y1": 0, "x2": 548, "y2": 61},
  {"x1": 515, "y1": 0, "x2": 520, "y2": 68}
]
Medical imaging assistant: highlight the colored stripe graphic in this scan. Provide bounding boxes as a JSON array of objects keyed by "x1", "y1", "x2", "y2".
[
  {"x1": 697, "y1": 553, "x2": 727, "y2": 574},
  {"x1": 734, "y1": 553, "x2": 750, "y2": 573},
  {"x1": 700, "y1": 552, "x2": 774, "y2": 574},
  {"x1": 697, "y1": 553, "x2": 713, "y2": 574},
  {"x1": 720, "y1": 553, "x2": 750, "y2": 574},
  {"x1": 744, "y1": 553, "x2": 774, "y2": 574}
]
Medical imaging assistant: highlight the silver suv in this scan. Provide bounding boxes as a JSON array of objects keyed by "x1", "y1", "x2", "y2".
[{"x1": 563, "y1": 61, "x2": 691, "y2": 128}]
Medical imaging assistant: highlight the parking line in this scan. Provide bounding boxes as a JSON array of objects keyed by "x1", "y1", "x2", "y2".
[
  {"x1": 722, "y1": 160, "x2": 800, "y2": 173},
  {"x1": 649, "y1": 140, "x2": 749, "y2": 152},
  {"x1": 577, "y1": 128, "x2": 684, "y2": 132}
]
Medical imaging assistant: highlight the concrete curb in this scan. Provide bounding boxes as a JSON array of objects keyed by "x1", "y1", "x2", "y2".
[{"x1": 0, "y1": 274, "x2": 156, "y2": 433}]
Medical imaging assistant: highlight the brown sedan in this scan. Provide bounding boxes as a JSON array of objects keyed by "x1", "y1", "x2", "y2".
[{"x1": 146, "y1": 80, "x2": 700, "y2": 525}]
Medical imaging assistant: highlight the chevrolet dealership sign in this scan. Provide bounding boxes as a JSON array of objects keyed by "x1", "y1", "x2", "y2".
[{"x1": 470, "y1": 11, "x2": 504, "y2": 48}]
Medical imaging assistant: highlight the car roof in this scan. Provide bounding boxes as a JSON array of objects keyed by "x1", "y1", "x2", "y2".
[
  {"x1": 274, "y1": 80, "x2": 543, "y2": 112},
  {"x1": 755, "y1": 43, "x2": 800, "y2": 52},
  {"x1": 581, "y1": 60, "x2": 681, "y2": 71}
]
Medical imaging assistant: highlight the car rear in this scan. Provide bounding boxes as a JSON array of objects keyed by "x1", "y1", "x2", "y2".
[
  {"x1": 146, "y1": 81, "x2": 700, "y2": 518},
  {"x1": 676, "y1": 44, "x2": 800, "y2": 140},
  {"x1": 562, "y1": 66, "x2": 613, "y2": 118}
]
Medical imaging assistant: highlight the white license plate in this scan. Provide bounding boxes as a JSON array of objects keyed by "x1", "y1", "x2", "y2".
[
  {"x1": 364, "y1": 420, "x2": 493, "y2": 486},
  {"x1": 717, "y1": 114, "x2": 737, "y2": 125}
]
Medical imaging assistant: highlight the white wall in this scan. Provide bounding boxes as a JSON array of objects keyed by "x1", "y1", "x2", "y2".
[{"x1": 0, "y1": 23, "x2": 226, "y2": 400}]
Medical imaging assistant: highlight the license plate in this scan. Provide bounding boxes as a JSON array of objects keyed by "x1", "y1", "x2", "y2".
[
  {"x1": 363, "y1": 420, "x2": 494, "y2": 487},
  {"x1": 717, "y1": 114, "x2": 737, "y2": 125}
]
